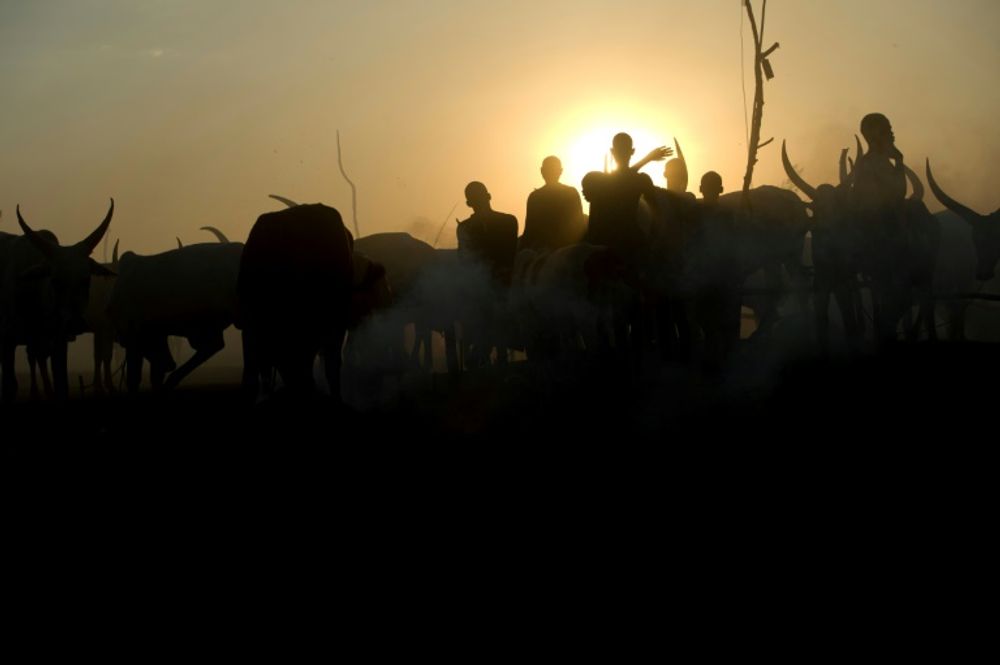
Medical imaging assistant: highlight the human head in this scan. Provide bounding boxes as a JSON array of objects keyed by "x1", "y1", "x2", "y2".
[
  {"x1": 700, "y1": 171, "x2": 723, "y2": 204},
  {"x1": 860, "y1": 113, "x2": 895, "y2": 152},
  {"x1": 611, "y1": 132, "x2": 634, "y2": 170},
  {"x1": 664, "y1": 158, "x2": 688, "y2": 194},
  {"x1": 541, "y1": 156, "x2": 563, "y2": 186},
  {"x1": 464, "y1": 181, "x2": 492, "y2": 213}
]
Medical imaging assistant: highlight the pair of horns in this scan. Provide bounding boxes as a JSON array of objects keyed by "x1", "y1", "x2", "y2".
[
  {"x1": 16, "y1": 198, "x2": 114, "y2": 257},
  {"x1": 783, "y1": 139, "x2": 923, "y2": 202}
]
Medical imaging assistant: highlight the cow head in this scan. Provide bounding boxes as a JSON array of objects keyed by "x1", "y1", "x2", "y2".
[
  {"x1": 349, "y1": 252, "x2": 392, "y2": 328},
  {"x1": 16, "y1": 199, "x2": 115, "y2": 335},
  {"x1": 926, "y1": 160, "x2": 1000, "y2": 281},
  {"x1": 781, "y1": 141, "x2": 851, "y2": 230}
]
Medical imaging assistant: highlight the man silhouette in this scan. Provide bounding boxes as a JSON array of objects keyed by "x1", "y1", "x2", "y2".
[
  {"x1": 456, "y1": 181, "x2": 518, "y2": 366},
  {"x1": 853, "y1": 112, "x2": 908, "y2": 341},
  {"x1": 584, "y1": 132, "x2": 659, "y2": 262},
  {"x1": 520, "y1": 156, "x2": 585, "y2": 252}
]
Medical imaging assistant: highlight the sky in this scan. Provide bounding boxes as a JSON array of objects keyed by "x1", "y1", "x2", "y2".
[{"x1": 1, "y1": 0, "x2": 998, "y2": 255}]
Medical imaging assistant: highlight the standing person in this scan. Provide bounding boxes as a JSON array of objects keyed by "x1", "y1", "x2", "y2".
[
  {"x1": 520, "y1": 156, "x2": 586, "y2": 252},
  {"x1": 456, "y1": 181, "x2": 519, "y2": 366},
  {"x1": 852, "y1": 112, "x2": 908, "y2": 342},
  {"x1": 582, "y1": 132, "x2": 663, "y2": 367}
]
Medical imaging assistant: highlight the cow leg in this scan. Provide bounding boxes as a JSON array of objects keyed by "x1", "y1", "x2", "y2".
[
  {"x1": 125, "y1": 345, "x2": 144, "y2": 394},
  {"x1": 815, "y1": 286, "x2": 831, "y2": 353},
  {"x1": 51, "y1": 341, "x2": 68, "y2": 401},
  {"x1": 92, "y1": 332, "x2": 104, "y2": 394},
  {"x1": 27, "y1": 350, "x2": 40, "y2": 400},
  {"x1": 323, "y1": 328, "x2": 347, "y2": 402},
  {"x1": 163, "y1": 334, "x2": 223, "y2": 391},
  {"x1": 94, "y1": 329, "x2": 114, "y2": 394},
  {"x1": 444, "y1": 324, "x2": 460, "y2": 375},
  {"x1": 241, "y1": 329, "x2": 262, "y2": 401},
  {"x1": 1, "y1": 340, "x2": 17, "y2": 403},
  {"x1": 834, "y1": 285, "x2": 861, "y2": 353},
  {"x1": 39, "y1": 356, "x2": 54, "y2": 399},
  {"x1": 921, "y1": 286, "x2": 938, "y2": 342}
]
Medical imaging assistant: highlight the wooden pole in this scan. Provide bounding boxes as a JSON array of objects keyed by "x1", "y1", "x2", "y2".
[{"x1": 741, "y1": 0, "x2": 780, "y2": 203}]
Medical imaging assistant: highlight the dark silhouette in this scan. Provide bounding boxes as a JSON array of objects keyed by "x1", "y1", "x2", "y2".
[
  {"x1": 581, "y1": 133, "x2": 672, "y2": 367},
  {"x1": 520, "y1": 157, "x2": 585, "y2": 252},
  {"x1": 109, "y1": 240, "x2": 244, "y2": 393},
  {"x1": 853, "y1": 113, "x2": 909, "y2": 341},
  {"x1": 83, "y1": 238, "x2": 120, "y2": 394},
  {"x1": 584, "y1": 133, "x2": 658, "y2": 261},
  {"x1": 456, "y1": 182, "x2": 518, "y2": 367},
  {"x1": 782, "y1": 142, "x2": 862, "y2": 351},
  {"x1": 238, "y1": 204, "x2": 356, "y2": 398},
  {"x1": 926, "y1": 161, "x2": 1000, "y2": 282},
  {"x1": 700, "y1": 170, "x2": 724, "y2": 205},
  {"x1": 663, "y1": 139, "x2": 692, "y2": 197},
  {"x1": 692, "y1": 172, "x2": 741, "y2": 368},
  {"x1": 0, "y1": 200, "x2": 115, "y2": 402}
]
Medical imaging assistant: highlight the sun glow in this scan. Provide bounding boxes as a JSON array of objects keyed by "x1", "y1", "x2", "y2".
[{"x1": 543, "y1": 107, "x2": 682, "y2": 196}]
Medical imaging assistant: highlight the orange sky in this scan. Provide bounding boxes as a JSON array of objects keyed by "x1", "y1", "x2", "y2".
[{"x1": 1, "y1": 0, "x2": 998, "y2": 254}]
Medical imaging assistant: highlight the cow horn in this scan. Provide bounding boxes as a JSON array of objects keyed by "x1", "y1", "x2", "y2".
[
  {"x1": 176, "y1": 237, "x2": 183, "y2": 249},
  {"x1": 926, "y1": 159, "x2": 982, "y2": 225},
  {"x1": 111, "y1": 239, "x2": 119, "y2": 265},
  {"x1": 16, "y1": 205, "x2": 57, "y2": 258},
  {"x1": 903, "y1": 164, "x2": 924, "y2": 202},
  {"x1": 75, "y1": 198, "x2": 114, "y2": 256},
  {"x1": 268, "y1": 194, "x2": 300, "y2": 208},
  {"x1": 781, "y1": 141, "x2": 817, "y2": 201},
  {"x1": 839, "y1": 148, "x2": 850, "y2": 186},
  {"x1": 855, "y1": 134, "x2": 865, "y2": 161},
  {"x1": 200, "y1": 226, "x2": 230, "y2": 243}
]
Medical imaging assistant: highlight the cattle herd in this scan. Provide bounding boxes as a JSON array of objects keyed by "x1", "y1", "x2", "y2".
[{"x1": 1, "y1": 137, "x2": 998, "y2": 413}]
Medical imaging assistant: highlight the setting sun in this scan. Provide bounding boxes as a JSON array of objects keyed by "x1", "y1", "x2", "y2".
[{"x1": 542, "y1": 104, "x2": 682, "y2": 197}]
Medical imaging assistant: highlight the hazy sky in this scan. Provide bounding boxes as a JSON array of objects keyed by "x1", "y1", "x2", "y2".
[{"x1": 1, "y1": 0, "x2": 997, "y2": 254}]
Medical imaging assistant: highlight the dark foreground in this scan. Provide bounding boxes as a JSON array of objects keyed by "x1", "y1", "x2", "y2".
[
  {"x1": 4, "y1": 339, "x2": 997, "y2": 461},
  {"x1": 4, "y1": 342, "x2": 992, "y2": 593}
]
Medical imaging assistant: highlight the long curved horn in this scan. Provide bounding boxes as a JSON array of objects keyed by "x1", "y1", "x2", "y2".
[
  {"x1": 16, "y1": 205, "x2": 57, "y2": 258},
  {"x1": 111, "y1": 239, "x2": 119, "y2": 265},
  {"x1": 926, "y1": 159, "x2": 981, "y2": 224},
  {"x1": 855, "y1": 135, "x2": 865, "y2": 162},
  {"x1": 839, "y1": 148, "x2": 850, "y2": 186},
  {"x1": 781, "y1": 141, "x2": 817, "y2": 200},
  {"x1": 75, "y1": 198, "x2": 115, "y2": 256},
  {"x1": 200, "y1": 226, "x2": 230, "y2": 243},
  {"x1": 176, "y1": 237, "x2": 183, "y2": 249},
  {"x1": 268, "y1": 194, "x2": 300, "y2": 208},
  {"x1": 903, "y1": 164, "x2": 924, "y2": 202}
]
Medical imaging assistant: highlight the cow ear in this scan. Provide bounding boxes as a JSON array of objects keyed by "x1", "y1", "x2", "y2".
[
  {"x1": 89, "y1": 259, "x2": 116, "y2": 277},
  {"x1": 20, "y1": 263, "x2": 52, "y2": 281}
]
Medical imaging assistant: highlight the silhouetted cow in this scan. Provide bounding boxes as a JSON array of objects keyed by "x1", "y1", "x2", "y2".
[
  {"x1": 237, "y1": 203, "x2": 359, "y2": 400},
  {"x1": 0, "y1": 200, "x2": 115, "y2": 402}
]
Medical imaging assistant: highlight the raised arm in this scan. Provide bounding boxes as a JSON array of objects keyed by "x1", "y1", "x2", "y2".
[{"x1": 631, "y1": 145, "x2": 674, "y2": 172}]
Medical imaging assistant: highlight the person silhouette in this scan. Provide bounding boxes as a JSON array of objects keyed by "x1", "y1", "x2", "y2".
[
  {"x1": 699, "y1": 170, "x2": 723, "y2": 205},
  {"x1": 520, "y1": 156, "x2": 585, "y2": 252},
  {"x1": 582, "y1": 132, "x2": 663, "y2": 368},
  {"x1": 456, "y1": 181, "x2": 518, "y2": 366},
  {"x1": 853, "y1": 112, "x2": 908, "y2": 341},
  {"x1": 584, "y1": 132, "x2": 659, "y2": 261}
]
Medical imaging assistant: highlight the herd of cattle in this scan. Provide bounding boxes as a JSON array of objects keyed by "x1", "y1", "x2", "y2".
[{"x1": 0, "y1": 148, "x2": 998, "y2": 404}]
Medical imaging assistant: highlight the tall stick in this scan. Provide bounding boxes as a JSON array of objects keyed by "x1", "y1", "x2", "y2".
[
  {"x1": 741, "y1": 0, "x2": 779, "y2": 202},
  {"x1": 433, "y1": 201, "x2": 460, "y2": 248},
  {"x1": 336, "y1": 130, "x2": 359, "y2": 237}
]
